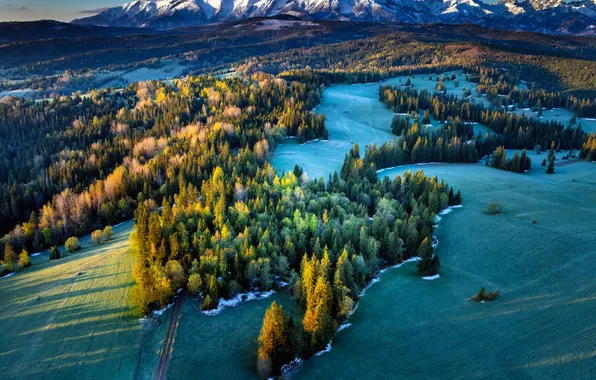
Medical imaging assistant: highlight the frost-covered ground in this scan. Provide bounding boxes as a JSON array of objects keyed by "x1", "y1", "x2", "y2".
[
  {"x1": 0, "y1": 220, "x2": 167, "y2": 380},
  {"x1": 100, "y1": 60, "x2": 186, "y2": 89},
  {"x1": 510, "y1": 107, "x2": 596, "y2": 134},
  {"x1": 167, "y1": 290, "x2": 301, "y2": 379},
  {"x1": 0, "y1": 88, "x2": 36, "y2": 99},
  {"x1": 272, "y1": 72, "x2": 489, "y2": 180},
  {"x1": 297, "y1": 162, "x2": 596, "y2": 379}
]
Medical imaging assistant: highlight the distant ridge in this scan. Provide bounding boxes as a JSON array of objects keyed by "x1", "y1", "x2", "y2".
[{"x1": 71, "y1": 0, "x2": 596, "y2": 35}]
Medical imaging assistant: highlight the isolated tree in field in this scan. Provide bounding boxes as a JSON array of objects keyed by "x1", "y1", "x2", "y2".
[
  {"x1": 50, "y1": 246, "x2": 61, "y2": 260},
  {"x1": 3, "y1": 243, "x2": 18, "y2": 271},
  {"x1": 548, "y1": 141, "x2": 556, "y2": 161},
  {"x1": 257, "y1": 301, "x2": 291, "y2": 379},
  {"x1": 65, "y1": 237, "x2": 81, "y2": 253},
  {"x1": 18, "y1": 249, "x2": 30, "y2": 269},
  {"x1": 103, "y1": 225, "x2": 113, "y2": 241},
  {"x1": 91, "y1": 229, "x2": 104, "y2": 244},
  {"x1": 546, "y1": 156, "x2": 555, "y2": 174},
  {"x1": 520, "y1": 149, "x2": 531, "y2": 171}
]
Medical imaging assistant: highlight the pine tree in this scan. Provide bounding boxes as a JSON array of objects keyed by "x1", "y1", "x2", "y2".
[
  {"x1": 257, "y1": 301, "x2": 291, "y2": 379},
  {"x1": 546, "y1": 156, "x2": 555, "y2": 174}
]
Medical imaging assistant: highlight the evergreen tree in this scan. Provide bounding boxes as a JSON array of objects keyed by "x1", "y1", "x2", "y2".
[{"x1": 257, "y1": 301, "x2": 291, "y2": 379}]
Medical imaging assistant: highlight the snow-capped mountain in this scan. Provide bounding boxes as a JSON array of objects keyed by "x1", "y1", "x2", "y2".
[{"x1": 72, "y1": 0, "x2": 596, "y2": 35}]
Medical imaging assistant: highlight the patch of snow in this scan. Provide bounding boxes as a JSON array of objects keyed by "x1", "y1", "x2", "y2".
[
  {"x1": 201, "y1": 289, "x2": 276, "y2": 316},
  {"x1": 153, "y1": 302, "x2": 174, "y2": 318},
  {"x1": 1, "y1": 272, "x2": 15, "y2": 279},
  {"x1": 337, "y1": 322, "x2": 352, "y2": 332},
  {"x1": 281, "y1": 357, "x2": 304, "y2": 378},
  {"x1": 30, "y1": 252, "x2": 42, "y2": 257},
  {"x1": 314, "y1": 342, "x2": 333, "y2": 356}
]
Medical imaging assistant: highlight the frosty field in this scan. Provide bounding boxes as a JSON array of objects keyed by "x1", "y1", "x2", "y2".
[
  {"x1": 272, "y1": 72, "x2": 490, "y2": 180},
  {"x1": 511, "y1": 107, "x2": 596, "y2": 134},
  {"x1": 297, "y1": 162, "x2": 596, "y2": 379},
  {"x1": 0, "y1": 220, "x2": 167, "y2": 380},
  {"x1": 166, "y1": 290, "x2": 299, "y2": 379}
]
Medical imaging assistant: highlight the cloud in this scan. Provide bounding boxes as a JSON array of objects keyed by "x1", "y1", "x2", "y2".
[
  {"x1": 3, "y1": 4, "x2": 28, "y2": 11},
  {"x1": 79, "y1": 7, "x2": 110, "y2": 14}
]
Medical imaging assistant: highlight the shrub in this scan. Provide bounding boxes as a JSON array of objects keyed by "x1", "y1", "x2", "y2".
[
  {"x1": 484, "y1": 290, "x2": 500, "y2": 301},
  {"x1": 471, "y1": 286, "x2": 499, "y2": 302},
  {"x1": 65, "y1": 237, "x2": 81, "y2": 253},
  {"x1": 50, "y1": 246, "x2": 61, "y2": 260},
  {"x1": 18, "y1": 249, "x2": 30, "y2": 269},
  {"x1": 486, "y1": 202, "x2": 502, "y2": 215},
  {"x1": 91, "y1": 230, "x2": 104, "y2": 245},
  {"x1": 103, "y1": 226, "x2": 114, "y2": 241},
  {"x1": 471, "y1": 286, "x2": 485, "y2": 302}
]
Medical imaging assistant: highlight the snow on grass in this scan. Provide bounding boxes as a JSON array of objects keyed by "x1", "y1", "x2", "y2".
[
  {"x1": 433, "y1": 205, "x2": 463, "y2": 248},
  {"x1": 152, "y1": 302, "x2": 174, "y2": 318},
  {"x1": 0, "y1": 272, "x2": 15, "y2": 279},
  {"x1": 201, "y1": 282, "x2": 289, "y2": 316},
  {"x1": 377, "y1": 162, "x2": 443, "y2": 174},
  {"x1": 422, "y1": 274, "x2": 441, "y2": 281},
  {"x1": 314, "y1": 342, "x2": 333, "y2": 356},
  {"x1": 281, "y1": 357, "x2": 304, "y2": 378}
]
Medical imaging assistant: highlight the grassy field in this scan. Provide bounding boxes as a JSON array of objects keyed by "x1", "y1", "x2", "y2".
[
  {"x1": 511, "y1": 107, "x2": 596, "y2": 134},
  {"x1": 297, "y1": 161, "x2": 596, "y2": 379},
  {"x1": 272, "y1": 72, "x2": 490, "y2": 180},
  {"x1": 0, "y1": 220, "x2": 168, "y2": 380},
  {"x1": 167, "y1": 290, "x2": 300, "y2": 380}
]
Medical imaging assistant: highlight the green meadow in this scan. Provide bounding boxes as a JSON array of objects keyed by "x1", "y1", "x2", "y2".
[{"x1": 0, "y1": 220, "x2": 167, "y2": 380}]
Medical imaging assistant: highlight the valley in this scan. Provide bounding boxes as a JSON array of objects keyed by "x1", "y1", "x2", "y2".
[{"x1": 0, "y1": 13, "x2": 595, "y2": 380}]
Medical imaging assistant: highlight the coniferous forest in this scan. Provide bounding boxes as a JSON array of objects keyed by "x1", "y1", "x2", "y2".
[{"x1": 1, "y1": 19, "x2": 596, "y2": 380}]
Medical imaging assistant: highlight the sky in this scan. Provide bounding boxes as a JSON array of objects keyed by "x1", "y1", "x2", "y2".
[{"x1": 0, "y1": 0, "x2": 125, "y2": 22}]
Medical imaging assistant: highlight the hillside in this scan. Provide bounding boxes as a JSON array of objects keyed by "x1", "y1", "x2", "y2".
[{"x1": 0, "y1": 221, "x2": 167, "y2": 380}]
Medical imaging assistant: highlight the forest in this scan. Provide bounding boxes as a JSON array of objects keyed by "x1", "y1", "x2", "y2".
[{"x1": 2, "y1": 27, "x2": 596, "y2": 379}]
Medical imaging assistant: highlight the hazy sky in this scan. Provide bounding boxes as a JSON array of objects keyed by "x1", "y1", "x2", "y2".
[{"x1": 0, "y1": 0, "x2": 125, "y2": 22}]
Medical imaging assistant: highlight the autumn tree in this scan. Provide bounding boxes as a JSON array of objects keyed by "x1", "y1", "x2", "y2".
[{"x1": 257, "y1": 301, "x2": 291, "y2": 378}]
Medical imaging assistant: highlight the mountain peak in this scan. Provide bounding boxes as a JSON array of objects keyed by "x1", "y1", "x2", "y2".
[{"x1": 72, "y1": 0, "x2": 596, "y2": 35}]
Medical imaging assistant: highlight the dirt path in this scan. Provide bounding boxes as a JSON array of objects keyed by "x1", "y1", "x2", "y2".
[{"x1": 155, "y1": 292, "x2": 184, "y2": 380}]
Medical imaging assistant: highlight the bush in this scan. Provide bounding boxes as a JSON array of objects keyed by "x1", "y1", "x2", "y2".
[
  {"x1": 471, "y1": 286, "x2": 499, "y2": 302},
  {"x1": 18, "y1": 250, "x2": 30, "y2": 269},
  {"x1": 103, "y1": 226, "x2": 114, "y2": 241},
  {"x1": 65, "y1": 237, "x2": 81, "y2": 253},
  {"x1": 486, "y1": 202, "x2": 502, "y2": 215},
  {"x1": 50, "y1": 246, "x2": 61, "y2": 260},
  {"x1": 484, "y1": 290, "x2": 500, "y2": 301},
  {"x1": 91, "y1": 230, "x2": 104, "y2": 245}
]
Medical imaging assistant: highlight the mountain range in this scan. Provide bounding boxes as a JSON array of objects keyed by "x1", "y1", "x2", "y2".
[{"x1": 71, "y1": 0, "x2": 596, "y2": 35}]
